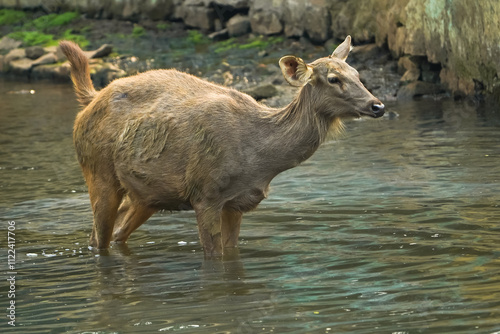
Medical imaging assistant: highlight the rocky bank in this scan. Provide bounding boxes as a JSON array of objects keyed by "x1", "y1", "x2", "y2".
[{"x1": 1, "y1": 0, "x2": 499, "y2": 103}]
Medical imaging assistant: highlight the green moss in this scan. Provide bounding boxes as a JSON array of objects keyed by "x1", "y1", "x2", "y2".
[
  {"x1": 187, "y1": 30, "x2": 209, "y2": 44},
  {"x1": 0, "y1": 9, "x2": 26, "y2": 25},
  {"x1": 8, "y1": 31, "x2": 55, "y2": 46},
  {"x1": 132, "y1": 25, "x2": 146, "y2": 38},
  {"x1": 7, "y1": 28, "x2": 88, "y2": 48},
  {"x1": 29, "y1": 12, "x2": 79, "y2": 30},
  {"x1": 48, "y1": 11, "x2": 79, "y2": 26},
  {"x1": 61, "y1": 29, "x2": 89, "y2": 48},
  {"x1": 214, "y1": 35, "x2": 285, "y2": 54},
  {"x1": 1, "y1": 10, "x2": 91, "y2": 50},
  {"x1": 156, "y1": 22, "x2": 170, "y2": 30},
  {"x1": 214, "y1": 38, "x2": 237, "y2": 53},
  {"x1": 240, "y1": 36, "x2": 284, "y2": 50}
]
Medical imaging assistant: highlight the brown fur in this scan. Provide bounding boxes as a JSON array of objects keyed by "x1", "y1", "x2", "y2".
[{"x1": 59, "y1": 36, "x2": 384, "y2": 256}]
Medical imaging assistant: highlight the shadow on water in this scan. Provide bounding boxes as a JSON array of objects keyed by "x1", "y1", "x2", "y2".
[{"x1": 1, "y1": 78, "x2": 500, "y2": 333}]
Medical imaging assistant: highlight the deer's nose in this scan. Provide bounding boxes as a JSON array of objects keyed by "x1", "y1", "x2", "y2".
[{"x1": 371, "y1": 102, "x2": 385, "y2": 117}]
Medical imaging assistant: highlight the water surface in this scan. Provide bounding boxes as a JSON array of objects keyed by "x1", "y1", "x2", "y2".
[{"x1": 1, "y1": 79, "x2": 500, "y2": 334}]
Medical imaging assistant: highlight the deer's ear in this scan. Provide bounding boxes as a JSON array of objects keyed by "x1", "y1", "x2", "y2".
[
  {"x1": 331, "y1": 35, "x2": 352, "y2": 61},
  {"x1": 279, "y1": 56, "x2": 313, "y2": 87}
]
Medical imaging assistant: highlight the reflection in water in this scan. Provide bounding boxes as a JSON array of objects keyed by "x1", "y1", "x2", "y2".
[{"x1": 1, "y1": 78, "x2": 500, "y2": 333}]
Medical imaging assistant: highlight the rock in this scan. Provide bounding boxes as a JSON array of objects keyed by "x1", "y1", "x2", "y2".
[
  {"x1": 249, "y1": 0, "x2": 283, "y2": 35},
  {"x1": 283, "y1": 0, "x2": 305, "y2": 38},
  {"x1": 9, "y1": 58, "x2": 34, "y2": 76},
  {"x1": 439, "y1": 68, "x2": 475, "y2": 97},
  {"x1": 329, "y1": 0, "x2": 381, "y2": 43},
  {"x1": 397, "y1": 56, "x2": 420, "y2": 75},
  {"x1": 4, "y1": 48, "x2": 26, "y2": 65},
  {"x1": 421, "y1": 69, "x2": 440, "y2": 83},
  {"x1": 44, "y1": 46, "x2": 66, "y2": 62},
  {"x1": 397, "y1": 81, "x2": 445, "y2": 100},
  {"x1": 143, "y1": 0, "x2": 176, "y2": 21},
  {"x1": 351, "y1": 44, "x2": 383, "y2": 63},
  {"x1": 222, "y1": 71, "x2": 233, "y2": 86},
  {"x1": 25, "y1": 46, "x2": 46, "y2": 60},
  {"x1": 243, "y1": 83, "x2": 278, "y2": 100},
  {"x1": 121, "y1": 0, "x2": 141, "y2": 21},
  {"x1": 323, "y1": 38, "x2": 337, "y2": 54},
  {"x1": 31, "y1": 62, "x2": 71, "y2": 81},
  {"x1": 304, "y1": 0, "x2": 331, "y2": 43},
  {"x1": 32, "y1": 53, "x2": 58, "y2": 66},
  {"x1": 213, "y1": 0, "x2": 249, "y2": 8},
  {"x1": 214, "y1": 18, "x2": 223, "y2": 32},
  {"x1": 394, "y1": 0, "x2": 500, "y2": 97},
  {"x1": 83, "y1": 44, "x2": 113, "y2": 59},
  {"x1": 92, "y1": 63, "x2": 127, "y2": 87},
  {"x1": 227, "y1": 14, "x2": 251, "y2": 37},
  {"x1": 179, "y1": 4, "x2": 215, "y2": 31},
  {"x1": 400, "y1": 68, "x2": 420, "y2": 84},
  {"x1": 0, "y1": 36, "x2": 22, "y2": 52}
]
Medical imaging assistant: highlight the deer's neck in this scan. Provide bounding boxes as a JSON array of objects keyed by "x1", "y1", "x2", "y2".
[{"x1": 263, "y1": 86, "x2": 341, "y2": 174}]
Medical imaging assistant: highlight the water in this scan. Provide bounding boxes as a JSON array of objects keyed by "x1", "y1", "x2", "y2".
[{"x1": 1, "y1": 78, "x2": 500, "y2": 334}]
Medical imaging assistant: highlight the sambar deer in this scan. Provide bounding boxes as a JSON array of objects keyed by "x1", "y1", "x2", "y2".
[{"x1": 60, "y1": 36, "x2": 384, "y2": 256}]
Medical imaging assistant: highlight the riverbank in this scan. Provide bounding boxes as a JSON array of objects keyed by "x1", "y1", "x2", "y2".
[{"x1": 1, "y1": 3, "x2": 493, "y2": 105}]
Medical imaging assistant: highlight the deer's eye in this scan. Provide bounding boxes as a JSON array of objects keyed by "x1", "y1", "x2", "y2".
[{"x1": 328, "y1": 76, "x2": 340, "y2": 84}]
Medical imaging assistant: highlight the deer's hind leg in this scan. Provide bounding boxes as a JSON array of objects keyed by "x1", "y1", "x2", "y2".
[
  {"x1": 112, "y1": 195, "x2": 156, "y2": 243},
  {"x1": 84, "y1": 168, "x2": 124, "y2": 249}
]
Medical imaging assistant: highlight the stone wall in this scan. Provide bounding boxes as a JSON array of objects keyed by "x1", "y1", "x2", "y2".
[{"x1": 1, "y1": 0, "x2": 499, "y2": 99}]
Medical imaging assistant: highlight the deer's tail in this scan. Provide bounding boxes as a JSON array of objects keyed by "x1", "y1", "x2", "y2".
[{"x1": 59, "y1": 40, "x2": 96, "y2": 106}]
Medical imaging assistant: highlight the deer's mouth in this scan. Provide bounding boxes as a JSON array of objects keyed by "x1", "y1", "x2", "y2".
[{"x1": 358, "y1": 110, "x2": 384, "y2": 118}]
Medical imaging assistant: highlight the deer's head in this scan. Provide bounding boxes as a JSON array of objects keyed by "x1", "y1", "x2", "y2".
[{"x1": 279, "y1": 35, "x2": 385, "y2": 119}]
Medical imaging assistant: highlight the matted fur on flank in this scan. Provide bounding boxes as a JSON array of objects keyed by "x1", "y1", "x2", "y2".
[{"x1": 60, "y1": 37, "x2": 384, "y2": 256}]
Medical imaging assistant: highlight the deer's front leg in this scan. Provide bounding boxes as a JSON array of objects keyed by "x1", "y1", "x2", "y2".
[
  {"x1": 221, "y1": 209, "x2": 242, "y2": 248},
  {"x1": 194, "y1": 204, "x2": 223, "y2": 256}
]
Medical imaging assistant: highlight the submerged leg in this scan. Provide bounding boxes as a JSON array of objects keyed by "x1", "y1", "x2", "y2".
[
  {"x1": 194, "y1": 203, "x2": 223, "y2": 256},
  {"x1": 112, "y1": 195, "x2": 156, "y2": 243},
  {"x1": 85, "y1": 169, "x2": 123, "y2": 249},
  {"x1": 221, "y1": 209, "x2": 242, "y2": 248}
]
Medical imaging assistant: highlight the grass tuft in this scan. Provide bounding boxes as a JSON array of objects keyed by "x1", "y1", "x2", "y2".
[{"x1": 132, "y1": 25, "x2": 146, "y2": 38}]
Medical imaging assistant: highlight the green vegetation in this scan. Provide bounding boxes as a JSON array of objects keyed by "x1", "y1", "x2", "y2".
[
  {"x1": 28, "y1": 11, "x2": 79, "y2": 30},
  {"x1": 4, "y1": 11, "x2": 88, "y2": 47},
  {"x1": 0, "y1": 9, "x2": 26, "y2": 25},
  {"x1": 8, "y1": 29, "x2": 89, "y2": 47},
  {"x1": 214, "y1": 35, "x2": 285, "y2": 54},
  {"x1": 187, "y1": 30, "x2": 209, "y2": 44},
  {"x1": 61, "y1": 29, "x2": 89, "y2": 47},
  {"x1": 7, "y1": 31, "x2": 55, "y2": 46},
  {"x1": 214, "y1": 37, "x2": 237, "y2": 53},
  {"x1": 241, "y1": 36, "x2": 284, "y2": 49},
  {"x1": 132, "y1": 25, "x2": 146, "y2": 37},
  {"x1": 156, "y1": 22, "x2": 170, "y2": 31}
]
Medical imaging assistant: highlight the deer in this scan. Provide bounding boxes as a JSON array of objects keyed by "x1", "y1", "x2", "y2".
[{"x1": 59, "y1": 35, "x2": 384, "y2": 257}]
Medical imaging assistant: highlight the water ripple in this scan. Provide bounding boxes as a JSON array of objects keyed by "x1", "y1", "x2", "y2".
[{"x1": 1, "y1": 83, "x2": 500, "y2": 333}]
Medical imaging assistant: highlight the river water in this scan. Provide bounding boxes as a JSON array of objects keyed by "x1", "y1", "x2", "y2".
[{"x1": 1, "y1": 78, "x2": 499, "y2": 334}]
